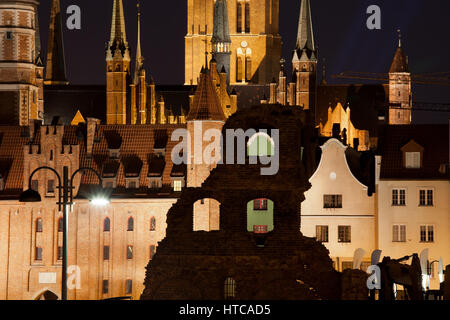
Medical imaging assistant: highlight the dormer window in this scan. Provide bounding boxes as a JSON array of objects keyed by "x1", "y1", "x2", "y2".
[
  {"x1": 405, "y1": 152, "x2": 420, "y2": 168},
  {"x1": 109, "y1": 149, "x2": 120, "y2": 159},
  {"x1": 125, "y1": 178, "x2": 139, "y2": 189},
  {"x1": 401, "y1": 140, "x2": 424, "y2": 169}
]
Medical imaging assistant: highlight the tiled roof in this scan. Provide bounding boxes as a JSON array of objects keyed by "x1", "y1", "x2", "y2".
[
  {"x1": 63, "y1": 124, "x2": 187, "y2": 197},
  {"x1": 389, "y1": 46, "x2": 409, "y2": 73},
  {"x1": 186, "y1": 70, "x2": 226, "y2": 121},
  {"x1": 0, "y1": 127, "x2": 30, "y2": 198},
  {"x1": 379, "y1": 124, "x2": 449, "y2": 180}
]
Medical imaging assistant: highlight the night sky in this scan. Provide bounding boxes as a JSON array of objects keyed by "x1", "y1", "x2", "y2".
[{"x1": 37, "y1": 0, "x2": 450, "y2": 121}]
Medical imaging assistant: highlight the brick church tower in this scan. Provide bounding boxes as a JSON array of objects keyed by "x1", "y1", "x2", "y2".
[
  {"x1": 388, "y1": 30, "x2": 412, "y2": 125},
  {"x1": 185, "y1": 0, "x2": 282, "y2": 85},
  {"x1": 292, "y1": 0, "x2": 317, "y2": 112},
  {"x1": 0, "y1": 0, "x2": 44, "y2": 125},
  {"x1": 106, "y1": 0, "x2": 131, "y2": 125}
]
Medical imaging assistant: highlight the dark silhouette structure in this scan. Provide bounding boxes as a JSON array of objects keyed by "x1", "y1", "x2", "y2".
[{"x1": 141, "y1": 104, "x2": 341, "y2": 300}]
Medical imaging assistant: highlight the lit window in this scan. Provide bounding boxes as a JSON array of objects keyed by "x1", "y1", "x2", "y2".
[
  {"x1": 392, "y1": 189, "x2": 406, "y2": 206},
  {"x1": 224, "y1": 277, "x2": 236, "y2": 300},
  {"x1": 324, "y1": 195, "x2": 342, "y2": 208},
  {"x1": 316, "y1": 226, "x2": 329, "y2": 243},
  {"x1": 420, "y1": 225, "x2": 434, "y2": 243},
  {"x1": 392, "y1": 225, "x2": 406, "y2": 242},
  {"x1": 173, "y1": 180, "x2": 182, "y2": 192},
  {"x1": 338, "y1": 226, "x2": 351, "y2": 243},
  {"x1": 405, "y1": 152, "x2": 421, "y2": 168}
]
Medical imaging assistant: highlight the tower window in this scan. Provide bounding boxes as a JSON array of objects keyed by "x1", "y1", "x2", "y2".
[
  {"x1": 245, "y1": 57, "x2": 252, "y2": 82},
  {"x1": 58, "y1": 218, "x2": 63, "y2": 232},
  {"x1": 125, "y1": 280, "x2": 132, "y2": 294},
  {"x1": 237, "y1": 3, "x2": 242, "y2": 33},
  {"x1": 150, "y1": 217, "x2": 156, "y2": 231},
  {"x1": 36, "y1": 218, "x2": 43, "y2": 232},
  {"x1": 6, "y1": 32, "x2": 12, "y2": 40},
  {"x1": 103, "y1": 246, "x2": 110, "y2": 260},
  {"x1": 237, "y1": 56, "x2": 243, "y2": 82},
  {"x1": 127, "y1": 217, "x2": 134, "y2": 231},
  {"x1": 104, "y1": 217, "x2": 111, "y2": 232},
  {"x1": 245, "y1": 3, "x2": 250, "y2": 33},
  {"x1": 127, "y1": 245, "x2": 133, "y2": 259},
  {"x1": 102, "y1": 280, "x2": 109, "y2": 294},
  {"x1": 35, "y1": 247, "x2": 43, "y2": 261}
]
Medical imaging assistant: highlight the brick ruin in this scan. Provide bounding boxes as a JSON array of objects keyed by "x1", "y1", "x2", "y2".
[{"x1": 141, "y1": 104, "x2": 343, "y2": 300}]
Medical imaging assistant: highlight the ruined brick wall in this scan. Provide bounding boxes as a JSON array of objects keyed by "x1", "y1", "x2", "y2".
[
  {"x1": 341, "y1": 269, "x2": 369, "y2": 300},
  {"x1": 141, "y1": 104, "x2": 342, "y2": 300}
]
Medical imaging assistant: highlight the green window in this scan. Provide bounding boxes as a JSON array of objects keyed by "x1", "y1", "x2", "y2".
[{"x1": 247, "y1": 133, "x2": 275, "y2": 157}]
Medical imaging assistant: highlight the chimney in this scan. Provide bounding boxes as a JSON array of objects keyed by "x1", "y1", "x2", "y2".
[{"x1": 86, "y1": 118, "x2": 100, "y2": 158}]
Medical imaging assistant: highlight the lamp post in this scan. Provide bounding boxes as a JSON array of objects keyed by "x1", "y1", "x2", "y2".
[{"x1": 20, "y1": 166, "x2": 108, "y2": 300}]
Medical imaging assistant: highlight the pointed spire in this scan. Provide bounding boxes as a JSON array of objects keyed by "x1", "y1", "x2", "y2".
[
  {"x1": 107, "y1": 0, "x2": 130, "y2": 60},
  {"x1": 134, "y1": 0, "x2": 144, "y2": 84},
  {"x1": 389, "y1": 29, "x2": 409, "y2": 73},
  {"x1": 45, "y1": 0, "x2": 68, "y2": 85},
  {"x1": 212, "y1": 0, "x2": 231, "y2": 45},
  {"x1": 294, "y1": 0, "x2": 316, "y2": 63},
  {"x1": 187, "y1": 70, "x2": 226, "y2": 121}
]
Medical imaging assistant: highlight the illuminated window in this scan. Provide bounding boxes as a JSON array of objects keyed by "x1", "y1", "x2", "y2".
[
  {"x1": 237, "y1": 3, "x2": 242, "y2": 33},
  {"x1": 224, "y1": 277, "x2": 236, "y2": 299},
  {"x1": 419, "y1": 189, "x2": 433, "y2": 206},
  {"x1": 244, "y1": 2, "x2": 250, "y2": 33},
  {"x1": 392, "y1": 189, "x2": 406, "y2": 206},
  {"x1": 405, "y1": 152, "x2": 420, "y2": 168},
  {"x1": 324, "y1": 195, "x2": 342, "y2": 208},
  {"x1": 173, "y1": 180, "x2": 182, "y2": 192}
]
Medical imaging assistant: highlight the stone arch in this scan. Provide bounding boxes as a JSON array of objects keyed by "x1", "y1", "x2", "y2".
[{"x1": 34, "y1": 289, "x2": 59, "y2": 300}]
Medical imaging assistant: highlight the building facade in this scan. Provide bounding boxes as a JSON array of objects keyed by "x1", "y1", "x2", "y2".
[
  {"x1": 185, "y1": 0, "x2": 282, "y2": 85},
  {"x1": 0, "y1": 0, "x2": 43, "y2": 125}
]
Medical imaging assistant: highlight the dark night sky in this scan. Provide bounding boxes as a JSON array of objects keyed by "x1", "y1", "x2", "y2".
[{"x1": 37, "y1": 0, "x2": 450, "y2": 121}]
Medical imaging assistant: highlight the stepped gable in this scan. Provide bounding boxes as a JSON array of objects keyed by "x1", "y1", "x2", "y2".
[{"x1": 141, "y1": 104, "x2": 341, "y2": 300}]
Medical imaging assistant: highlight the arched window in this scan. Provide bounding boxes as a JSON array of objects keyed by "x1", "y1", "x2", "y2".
[
  {"x1": 247, "y1": 132, "x2": 275, "y2": 157},
  {"x1": 247, "y1": 199, "x2": 274, "y2": 233},
  {"x1": 36, "y1": 218, "x2": 43, "y2": 232},
  {"x1": 127, "y1": 217, "x2": 134, "y2": 231},
  {"x1": 224, "y1": 277, "x2": 236, "y2": 299},
  {"x1": 193, "y1": 198, "x2": 221, "y2": 231},
  {"x1": 57, "y1": 218, "x2": 63, "y2": 232},
  {"x1": 150, "y1": 217, "x2": 156, "y2": 231},
  {"x1": 237, "y1": 56, "x2": 243, "y2": 82},
  {"x1": 245, "y1": 57, "x2": 252, "y2": 82},
  {"x1": 103, "y1": 217, "x2": 110, "y2": 232}
]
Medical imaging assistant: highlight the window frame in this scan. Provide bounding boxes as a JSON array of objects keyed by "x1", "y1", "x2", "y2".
[
  {"x1": 323, "y1": 194, "x2": 342, "y2": 209},
  {"x1": 316, "y1": 225, "x2": 329, "y2": 243},
  {"x1": 338, "y1": 225, "x2": 351, "y2": 243},
  {"x1": 392, "y1": 224, "x2": 406, "y2": 242}
]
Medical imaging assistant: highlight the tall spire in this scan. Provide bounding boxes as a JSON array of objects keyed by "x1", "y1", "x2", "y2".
[
  {"x1": 389, "y1": 29, "x2": 409, "y2": 73},
  {"x1": 107, "y1": 0, "x2": 130, "y2": 60},
  {"x1": 293, "y1": 0, "x2": 316, "y2": 62},
  {"x1": 34, "y1": 11, "x2": 43, "y2": 66},
  {"x1": 44, "y1": 0, "x2": 68, "y2": 85},
  {"x1": 134, "y1": 0, "x2": 144, "y2": 84},
  {"x1": 211, "y1": 0, "x2": 231, "y2": 83}
]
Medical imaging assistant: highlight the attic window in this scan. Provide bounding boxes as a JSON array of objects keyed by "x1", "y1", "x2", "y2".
[
  {"x1": 109, "y1": 149, "x2": 120, "y2": 159},
  {"x1": 126, "y1": 178, "x2": 139, "y2": 189},
  {"x1": 405, "y1": 152, "x2": 421, "y2": 169}
]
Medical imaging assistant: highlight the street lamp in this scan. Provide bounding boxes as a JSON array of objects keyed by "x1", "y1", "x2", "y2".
[{"x1": 19, "y1": 166, "x2": 109, "y2": 300}]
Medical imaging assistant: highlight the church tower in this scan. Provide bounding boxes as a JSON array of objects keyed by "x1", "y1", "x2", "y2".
[
  {"x1": 0, "y1": 0, "x2": 43, "y2": 125},
  {"x1": 211, "y1": 0, "x2": 231, "y2": 84},
  {"x1": 44, "y1": 0, "x2": 68, "y2": 85},
  {"x1": 292, "y1": 0, "x2": 317, "y2": 112},
  {"x1": 106, "y1": 0, "x2": 131, "y2": 125},
  {"x1": 388, "y1": 30, "x2": 412, "y2": 125},
  {"x1": 185, "y1": 0, "x2": 282, "y2": 85},
  {"x1": 186, "y1": 67, "x2": 226, "y2": 188}
]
